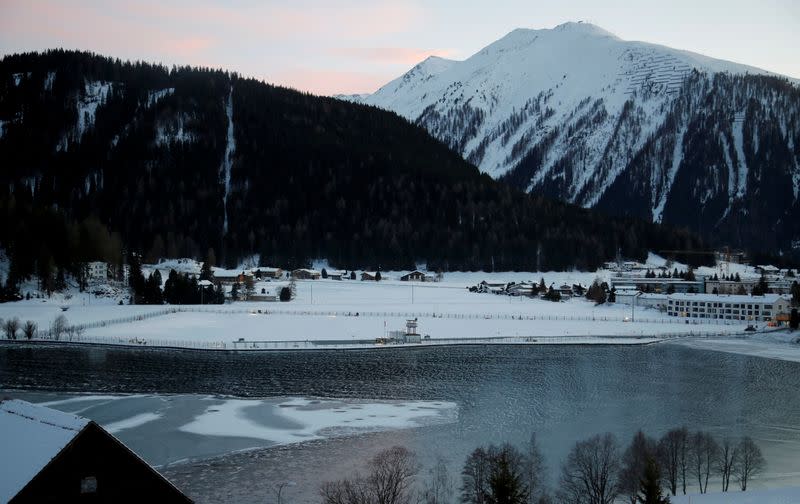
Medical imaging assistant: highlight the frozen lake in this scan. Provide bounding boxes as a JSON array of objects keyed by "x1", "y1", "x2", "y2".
[{"x1": 2, "y1": 343, "x2": 800, "y2": 502}]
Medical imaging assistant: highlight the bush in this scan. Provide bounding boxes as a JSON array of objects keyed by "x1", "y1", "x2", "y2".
[
  {"x1": 4, "y1": 317, "x2": 20, "y2": 340},
  {"x1": 22, "y1": 320, "x2": 37, "y2": 340},
  {"x1": 280, "y1": 286, "x2": 292, "y2": 302}
]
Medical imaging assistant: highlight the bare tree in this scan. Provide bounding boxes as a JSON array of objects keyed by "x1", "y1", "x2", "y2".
[
  {"x1": 689, "y1": 431, "x2": 719, "y2": 494},
  {"x1": 716, "y1": 437, "x2": 739, "y2": 492},
  {"x1": 370, "y1": 446, "x2": 419, "y2": 504},
  {"x1": 657, "y1": 427, "x2": 688, "y2": 496},
  {"x1": 4, "y1": 317, "x2": 20, "y2": 339},
  {"x1": 619, "y1": 430, "x2": 657, "y2": 504},
  {"x1": 558, "y1": 433, "x2": 621, "y2": 504},
  {"x1": 270, "y1": 481, "x2": 295, "y2": 504},
  {"x1": 461, "y1": 447, "x2": 490, "y2": 504},
  {"x1": 51, "y1": 314, "x2": 68, "y2": 340},
  {"x1": 676, "y1": 427, "x2": 690, "y2": 495},
  {"x1": 22, "y1": 320, "x2": 37, "y2": 340},
  {"x1": 522, "y1": 433, "x2": 548, "y2": 503},
  {"x1": 320, "y1": 479, "x2": 369, "y2": 504},
  {"x1": 320, "y1": 446, "x2": 418, "y2": 504},
  {"x1": 736, "y1": 437, "x2": 765, "y2": 491},
  {"x1": 422, "y1": 458, "x2": 454, "y2": 504}
]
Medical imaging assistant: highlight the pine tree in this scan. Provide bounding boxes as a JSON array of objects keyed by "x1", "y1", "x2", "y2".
[
  {"x1": 199, "y1": 262, "x2": 214, "y2": 282},
  {"x1": 637, "y1": 458, "x2": 669, "y2": 504}
]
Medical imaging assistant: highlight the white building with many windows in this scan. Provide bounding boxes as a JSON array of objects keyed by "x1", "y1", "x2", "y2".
[
  {"x1": 666, "y1": 293, "x2": 790, "y2": 322},
  {"x1": 86, "y1": 261, "x2": 108, "y2": 283}
]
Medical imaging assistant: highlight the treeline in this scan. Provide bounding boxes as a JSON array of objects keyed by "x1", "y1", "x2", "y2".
[
  {"x1": 2, "y1": 50, "x2": 708, "y2": 276},
  {"x1": 320, "y1": 428, "x2": 766, "y2": 504},
  {"x1": 127, "y1": 257, "x2": 225, "y2": 305}
]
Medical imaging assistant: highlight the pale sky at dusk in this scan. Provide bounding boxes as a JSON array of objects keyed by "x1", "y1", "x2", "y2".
[{"x1": 1, "y1": 0, "x2": 798, "y2": 96}]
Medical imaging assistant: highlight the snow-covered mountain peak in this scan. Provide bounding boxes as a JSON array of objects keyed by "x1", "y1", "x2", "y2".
[
  {"x1": 358, "y1": 22, "x2": 789, "y2": 176},
  {"x1": 347, "y1": 23, "x2": 800, "y2": 253},
  {"x1": 416, "y1": 55, "x2": 456, "y2": 74},
  {"x1": 552, "y1": 21, "x2": 619, "y2": 38}
]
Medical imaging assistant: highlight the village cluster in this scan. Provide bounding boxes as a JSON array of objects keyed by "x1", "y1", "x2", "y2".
[{"x1": 467, "y1": 255, "x2": 798, "y2": 326}]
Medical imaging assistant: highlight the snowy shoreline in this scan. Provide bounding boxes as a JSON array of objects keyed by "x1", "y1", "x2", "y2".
[
  {"x1": 0, "y1": 334, "x2": 667, "y2": 353},
  {"x1": 1, "y1": 265, "x2": 792, "y2": 358}
]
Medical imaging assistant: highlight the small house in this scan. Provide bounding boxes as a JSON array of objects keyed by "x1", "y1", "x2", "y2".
[
  {"x1": 254, "y1": 267, "x2": 283, "y2": 280},
  {"x1": 506, "y1": 282, "x2": 535, "y2": 297},
  {"x1": 400, "y1": 270, "x2": 426, "y2": 282},
  {"x1": 0, "y1": 399, "x2": 191, "y2": 503},
  {"x1": 292, "y1": 268, "x2": 321, "y2": 280},
  {"x1": 215, "y1": 269, "x2": 253, "y2": 285},
  {"x1": 326, "y1": 270, "x2": 346, "y2": 281},
  {"x1": 558, "y1": 284, "x2": 574, "y2": 298},
  {"x1": 250, "y1": 283, "x2": 278, "y2": 302},
  {"x1": 361, "y1": 271, "x2": 379, "y2": 281},
  {"x1": 479, "y1": 280, "x2": 507, "y2": 294}
]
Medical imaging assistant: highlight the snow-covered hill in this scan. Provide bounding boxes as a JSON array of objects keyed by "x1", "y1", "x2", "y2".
[{"x1": 348, "y1": 22, "x2": 800, "y2": 254}]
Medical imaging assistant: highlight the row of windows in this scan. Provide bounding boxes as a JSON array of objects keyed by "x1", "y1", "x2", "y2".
[
  {"x1": 667, "y1": 311, "x2": 772, "y2": 321},
  {"x1": 668, "y1": 300, "x2": 773, "y2": 310}
]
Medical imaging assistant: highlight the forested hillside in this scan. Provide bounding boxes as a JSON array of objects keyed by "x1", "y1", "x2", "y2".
[{"x1": 0, "y1": 50, "x2": 705, "y2": 285}]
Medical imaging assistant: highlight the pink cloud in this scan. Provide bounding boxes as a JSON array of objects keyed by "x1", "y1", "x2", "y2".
[
  {"x1": 0, "y1": 0, "x2": 432, "y2": 94},
  {"x1": 332, "y1": 47, "x2": 456, "y2": 65},
  {"x1": 268, "y1": 68, "x2": 397, "y2": 96}
]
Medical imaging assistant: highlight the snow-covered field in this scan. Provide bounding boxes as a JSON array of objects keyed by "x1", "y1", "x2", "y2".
[
  {"x1": 1, "y1": 253, "x2": 794, "y2": 356},
  {"x1": 0, "y1": 271, "x2": 755, "y2": 350},
  {"x1": 672, "y1": 487, "x2": 800, "y2": 503}
]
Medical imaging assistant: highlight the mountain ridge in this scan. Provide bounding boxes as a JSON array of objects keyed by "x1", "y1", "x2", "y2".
[
  {"x1": 0, "y1": 49, "x2": 708, "y2": 283},
  {"x1": 342, "y1": 22, "x2": 800, "y2": 255}
]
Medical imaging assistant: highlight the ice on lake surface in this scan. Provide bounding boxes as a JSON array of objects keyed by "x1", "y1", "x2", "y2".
[
  {"x1": 2, "y1": 343, "x2": 800, "y2": 502},
  {"x1": 3, "y1": 392, "x2": 456, "y2": 466}
]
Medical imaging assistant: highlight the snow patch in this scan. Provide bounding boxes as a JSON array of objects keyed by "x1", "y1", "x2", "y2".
[
  {"x1": 77, "y1": 80, "x2": 113, "y2": 138},
  {"x1": 179, "y1": 397, "x2": 457, "y2": 445},
  {"x1": 104, "y1": 412, "x2": 162, "y2": 433},
  {"x1": 146, "y1": 88, "x2": 175, "y2": 107},
  {"x1": 653, "y1": 124, "x2": 686, "y2": 222},
  {"x1": 672, "y1": 486, "x2": 800, "y2": 503},
  {"x1": 155, "y1": 113, "x2": 195, "y2": 146},
  {"x1": 220, "y1": 87, "x2": 236, "y2": 235},
  {"x1": 44, "y1": 71, "x2": 56, "y2": 91},
  {"x1": 12, "y1": 72, "x2": 30, "y2": 86},
  {"x1": 732, "y1": 112, "x2": 749, "y2": 198}
]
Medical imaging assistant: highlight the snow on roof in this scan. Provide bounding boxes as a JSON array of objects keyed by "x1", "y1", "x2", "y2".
[
  {"x1": 214, "y1": 268, "x2": 251, "y2": 277},
  {"x1": 667, "y1": 293, "x2": 785, "y2": 304},
  {"x1": 0, "y1": 399, "x2": 90, "y2": 502},
  {"x1": 253, "y1": 282, "x2": 278, "y2": 293}
]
